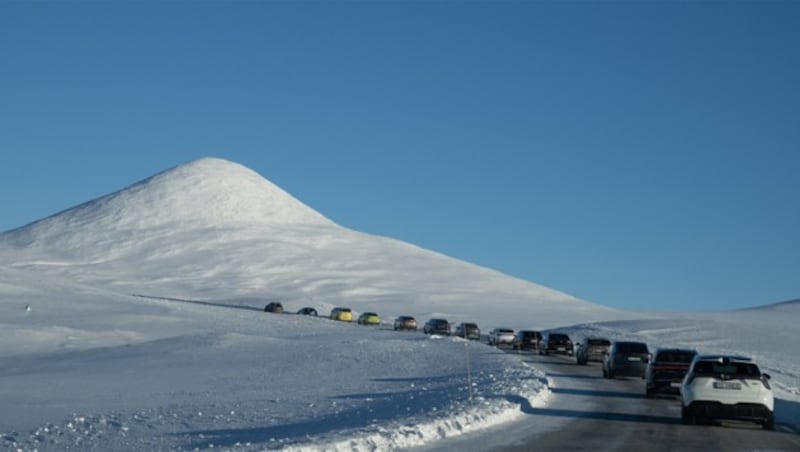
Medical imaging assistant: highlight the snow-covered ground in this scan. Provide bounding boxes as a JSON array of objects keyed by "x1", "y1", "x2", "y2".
[
  {"x1": 1, "y1": 158, "x2": 797, "y2": 450},
  {"x1": 0, "y1": 276, "x2": 550, "y2": 451}
]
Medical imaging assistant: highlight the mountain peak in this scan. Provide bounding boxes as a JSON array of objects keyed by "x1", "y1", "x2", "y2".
[
  {"x1": 117, "y1": 157, "x2": 334, "y2": 227},
  {"x1": 2, "y1": 157, "x2": 335, "y2": 246}
]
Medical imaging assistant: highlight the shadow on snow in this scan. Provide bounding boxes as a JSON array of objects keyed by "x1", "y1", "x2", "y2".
[
  {"x1": 549, "y1": 387, "x2": 645, "y2": 400},
  {"x1": 504, "y1": 394, "x2": 679, "y2": 425},
  {"x1": 174, "y1": 374, "x2": 469, "y2": 449}
]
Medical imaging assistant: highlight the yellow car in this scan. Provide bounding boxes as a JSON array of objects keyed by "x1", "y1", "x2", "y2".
[
  {"x1": 330, "y1": 307, "x2": 353, "y2": 322},
  {"x1": 357, "y1": 312, "x2": 381, "y2": 325}
]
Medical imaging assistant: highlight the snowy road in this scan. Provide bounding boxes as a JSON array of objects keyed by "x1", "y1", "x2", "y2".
[
  {"x1": 419, "y1": 349, "x2": 800, "y2": 451},
  {"x1": 489, "y1": 352, "x2": 800, "y2": 451}
]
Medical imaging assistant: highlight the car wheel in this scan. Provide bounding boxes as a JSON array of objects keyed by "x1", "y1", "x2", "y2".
[
  {"x1": 681, "y1": 406, "x2": 693, "y2": 425},
  {"x1": 763, "y1": 414, "x2": 775, "y2": 430}
]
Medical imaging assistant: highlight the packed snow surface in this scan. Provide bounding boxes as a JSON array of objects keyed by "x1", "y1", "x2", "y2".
[{"x1": 1, "y1": 158, "x2": 797, "y2": 450}]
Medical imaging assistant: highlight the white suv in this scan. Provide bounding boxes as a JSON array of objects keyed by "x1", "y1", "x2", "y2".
[
  {"x1": 488, "y1": 328, "x2": 515, "y2": 346},
  {"x1": 680, "y1": 355, "x2": 774, "y2": 430}
]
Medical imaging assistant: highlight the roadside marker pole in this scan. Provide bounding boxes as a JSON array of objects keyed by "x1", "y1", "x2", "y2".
[{"x1": 464, "y1": 333, "x2": 473, "y2": 402}]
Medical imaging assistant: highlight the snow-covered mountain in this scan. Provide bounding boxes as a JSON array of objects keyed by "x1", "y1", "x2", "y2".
[
  {"x1": 0, "y1": 157, "x2": 633, "y2": 328},
  {"x1": 1, "y1": 158, "x2": 797, "y2": 451}
]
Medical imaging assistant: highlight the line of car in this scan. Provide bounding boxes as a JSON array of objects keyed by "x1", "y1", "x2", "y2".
[
  {"x1": 552, "y1": 334, "x2": 774, "y2": 431},
  {"x1": 263, "y1": 303, "x2": 775, "y2": 431},
  {"x1": 264, "y1": 303, "x2": 485, "y2": 339},
  {"x1": 450, "y1": 323, "x2": 775, "y2": 431},
  {"x1": 265, "y1": 302, "x2": 384, "y2": 325}
]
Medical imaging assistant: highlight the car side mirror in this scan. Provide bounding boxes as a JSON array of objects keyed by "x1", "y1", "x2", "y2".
[{"x1": 763, "y1": 373, "x2": 771, "y2": 380}]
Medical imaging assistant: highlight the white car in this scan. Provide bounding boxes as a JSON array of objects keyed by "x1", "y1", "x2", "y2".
[
  {"x1": 488, "y1": 328, "x2": 515, "y2": 346},
  {"x1": 680, "y1": 355, "x2": 774, "y2": 430}
]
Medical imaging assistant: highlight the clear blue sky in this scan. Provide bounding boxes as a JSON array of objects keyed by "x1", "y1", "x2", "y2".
[{"x1": 1, "y1": 2, "x2": 798, "y2": 311}]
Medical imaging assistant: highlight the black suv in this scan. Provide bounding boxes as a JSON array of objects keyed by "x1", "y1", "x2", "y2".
[
  {"x1": 541, "y1": 333, "x2": 574, "y2": 356},
  {"x1": 603, "y1": 341, "x2": 650, "y2": 379},
  {"x1": 264, "y1": 302, "x2": 284, "y2": 313},
  {"x1": 423, "y1": 318, "x2": 450, "y2": 335},
  {"x1": 454, "y1": 322, "x2": 480, "y2": 340},
  {"x1": 296, "y1": 307, "x2": 318, "y2": 316},
  {"x1": 512, "y1": 330, "x2": 543, "y2": 351},
  {"x1": 645, "y1": 348, "x2": 697, "y2": 397}
]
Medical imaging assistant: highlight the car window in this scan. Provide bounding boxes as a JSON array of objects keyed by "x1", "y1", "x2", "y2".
[
  {"x1": 588, "y1": 339, "x2": 610, "y2": 346},
  {"x1": 656, "y1": 351, "x2": 696, "y2": 363},
  {"x1": 694, "y1": 361, "x2": 761, "y2": 378},
  {"x1": 616, "y1": 342, "x2": 648, "y2": 354}
]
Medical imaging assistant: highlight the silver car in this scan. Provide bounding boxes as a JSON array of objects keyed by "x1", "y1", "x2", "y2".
[
  {"x1": 488, "y1": 328, "x2": 515, "y2": 346},
  {"x1": 576, "y1": 337, "x2": 611, "y2": 365}
]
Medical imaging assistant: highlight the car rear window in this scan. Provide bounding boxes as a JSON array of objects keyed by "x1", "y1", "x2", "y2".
[
  {"x1": 694, "y1": 361, "x2": 761, "y2": 378},
  {"x1": 656, "y1": 351, "x2": 696, "y2": 363},
  {"x1": 588, "y1": 339, "x2": 610, "y2": 346},
  {"x1": 499, "y1": 329, "x2": 513, "y2": 333},
  {"x1": 616, "y1": 342, "x2": 648, "y2": 354},
  {"x1": 549, "y1": 334, "x2": 569, "y2": 341}
]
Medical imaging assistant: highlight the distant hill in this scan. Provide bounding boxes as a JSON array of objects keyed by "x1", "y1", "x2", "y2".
[
  {"x1": 739, "y1": 298, "x2": 800, "y2": 312},
  {"x1": 0, "y1": 157, "x2": 640, "y2": 329}
]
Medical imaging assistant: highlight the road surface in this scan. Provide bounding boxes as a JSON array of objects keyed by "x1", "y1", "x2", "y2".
[{"x1": 425, "y1": 350, "x2": 800, "y2": 451}]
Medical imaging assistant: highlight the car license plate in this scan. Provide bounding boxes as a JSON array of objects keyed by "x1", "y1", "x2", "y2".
[
  {"x1": 713, "y1": 382, "x2": 742, "y2": 390},
  {"x1": 670, "y1": 382, "x2": 682, "y2": 388},
  {"x1": 557, "y1": 347, "x2": 565, "y2": 351},
  {"x1": 627, "y1": 356, "x2": 641, "y2": 362}
]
